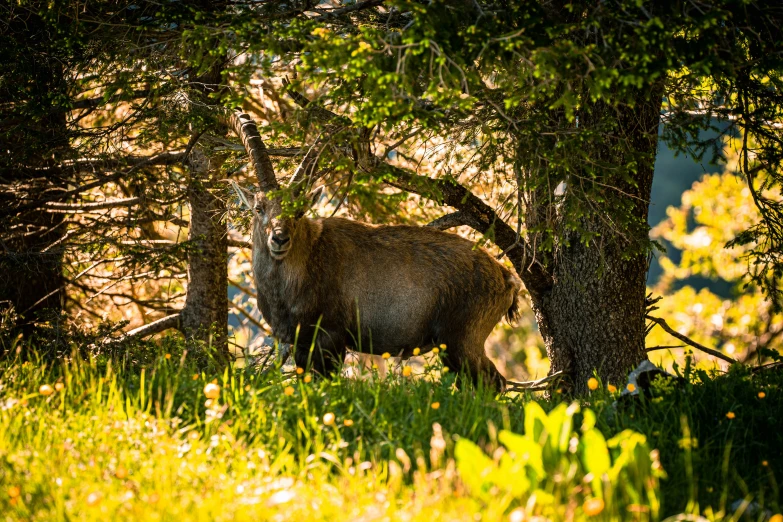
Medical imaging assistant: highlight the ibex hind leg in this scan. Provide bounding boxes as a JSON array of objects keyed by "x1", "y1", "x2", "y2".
[{"x1": 441, "y1": 348, "x2": 505, "y2": 393}]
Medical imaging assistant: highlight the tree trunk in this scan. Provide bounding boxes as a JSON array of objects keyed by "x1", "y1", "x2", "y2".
[
  {"x1": 524, "y1": 84, "x2": 664, "y2": 394},
  {"x1": 180, "y1": 148, "x2": 229, "y2": 358},
  {"x1": 0, "y1": 12, "x2": 70, "y2": 336}
]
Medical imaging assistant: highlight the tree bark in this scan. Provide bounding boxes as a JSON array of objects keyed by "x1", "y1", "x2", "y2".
[
  {"x1": 180, "y1": 148, "x2": 229, "y2": 358},
  {"x1": 0, "y1": 11, "x2": 70, "y2": 334},
  {"x1": 527, "y1": 84, "x2": 665, "y2": 393}
]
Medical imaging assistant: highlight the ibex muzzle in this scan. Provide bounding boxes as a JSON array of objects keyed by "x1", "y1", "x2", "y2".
[{"x1": 232, "y1": 183, "x2": 521, "y2": 391}]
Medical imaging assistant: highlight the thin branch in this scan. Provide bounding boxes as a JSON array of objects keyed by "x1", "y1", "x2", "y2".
[
  {"x1": 228, "y1": 239, "x2": 252, "y2": 249},
  {"x1": 646, "y1": 345, "x2": 686, "y2": 352},
  {"x1": 645, "y1": 315, "x2": 739, "y2": 365},
  {"x1": 1, "y1": 150, "x2": 188, "y2": 217},
  {"x1": 45, "y1": 197, "x2": 141, "y2": 211},
  {"x1": 123, "y1": 313, "x2": 181, "y2": 339},
  {"x1": 311, "y1": 0, "x2": 386, "y2": 21},
  {"x1": 72, "y1": 89, "x2": 152, "y2": 110},
  {"x1": 228, "y1": 299, "x2": 268, "y2": 332}
]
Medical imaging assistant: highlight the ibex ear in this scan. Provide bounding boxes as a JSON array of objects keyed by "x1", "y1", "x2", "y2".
[{"x1": 229, "y1": 180, "x2": 255, "y2": 211}]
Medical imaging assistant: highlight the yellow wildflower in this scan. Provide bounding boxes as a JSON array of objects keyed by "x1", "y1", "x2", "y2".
[
  {"x1": 192, "y1": 373, "x2": 199, "y2": 380},
  {"x1": 7, "y1": 486, "x2": 20, "y2": 498},
  {"x1": 86, "y1": 492, "x2": 102, "y2": 507},
  {"x1": 304, "y1": 375, "x2": 312, "y2": 383},
  {"x1": 770, "y1": 515, "x2": 783, "y2": 522},
  {"x1": 758, "y1": 391, "x2": 766, "y2": 399},
  {"x1": 431, "y1": 402, "x2": 440, "y2": 410},
  {"x1": 607, "y1": 384, "x2": 617, "y2": 393},
  {"x1": 402, "y1": 366, "x2": 412, "y2": 377},
  {"x1": 296, "y1": 367, "x2": 304, "y2": 375},
  {"x1": 439, "y1": 343, "x2": 447, "y2": 350},
  {"x1": 626, "y1": 383, "x2": 636, "y2": 393},
  {"x1": 587, "y1": 378, "x2": 599, "y2": 391},
  {"x1": 284, "y1": 386, "x2": 295, "y2": 396},
  {"x1": 203, "y1": 383, "x2": 220, "y2": 399},
  {"x1": 115, "y1": 466, "x2": 128, "y2": 479},
  {"x1": 432, "y1": 348, "x2": 440, "y2": 355},
  {"x1": 323, "y1": 413, "x2": 335, "y2": 426},
  {"x1": 726, "y1": 411, "x2": 736, "y2": 419},
  {"x1": 343, "y1": 419, "x2": 354, "y2": 427},
  {"x1": 54, "y1": 382, "x2": 65, "y2": 392},
  {"x1": 442, "y1": 366, "x2": 449, "y2": 373},
  {"x1": 382, "y1": 352, "x2": 391, "y2": 359},
  {"x1": 38, "y1": 384, "x2": 54, "y2": 396},
  {"x1": 583, "y1": 498, "x2": 605, "y2": 516},
  {"x1": 165, "y1": 353, "x2": 171, "y2": 360},
  {"x1": 413, "y1": 348, "x2": 421, "y2": 356}
]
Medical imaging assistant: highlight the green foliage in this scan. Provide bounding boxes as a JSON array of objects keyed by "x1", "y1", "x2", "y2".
[{"x1": 455, "y1": 401, "x2": 664, "y2": 520}]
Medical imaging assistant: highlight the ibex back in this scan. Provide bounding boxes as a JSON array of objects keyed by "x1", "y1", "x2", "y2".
[{"x1": 243, "y1": 189, "x2": 521, "y2": 391}]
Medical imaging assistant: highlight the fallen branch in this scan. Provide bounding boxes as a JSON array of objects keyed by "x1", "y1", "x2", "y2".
[
  {"x1": 123, "y1": 313, "x2": 181, "y2": 340},
  {"x1": 645, "y1": 315, "x2": 739, "y2": 365},
  {"x1": 505, "y1": 370, "x2": 564, "y2": 392}
]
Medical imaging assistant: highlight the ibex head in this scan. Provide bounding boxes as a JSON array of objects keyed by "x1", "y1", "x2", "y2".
[{"x1": 231, "y1": 181, "x2": 322, "y2": 261}]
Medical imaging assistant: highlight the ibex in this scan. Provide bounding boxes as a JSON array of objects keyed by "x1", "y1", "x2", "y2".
[{"x1": 228, "y1": 113, "x2": 520, "y2": 391}]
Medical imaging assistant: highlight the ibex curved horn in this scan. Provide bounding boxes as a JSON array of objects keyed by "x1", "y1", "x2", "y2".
[{"x1": 228, "y1": 111, "x2": 279, "y2": 193}]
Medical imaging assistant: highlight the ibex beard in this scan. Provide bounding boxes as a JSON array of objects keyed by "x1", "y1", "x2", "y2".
[{"x1": 235, "y1": 185, "x2": 522, "y2": 392}]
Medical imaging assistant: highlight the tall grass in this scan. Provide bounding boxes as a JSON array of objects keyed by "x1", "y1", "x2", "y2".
[{"x1": 0, "y1": 339, "x2": 781, "y2": 521}]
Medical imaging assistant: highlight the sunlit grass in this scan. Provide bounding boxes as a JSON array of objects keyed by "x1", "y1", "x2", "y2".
[{"x1": 0, "y1": 341, "x2": 781, "y2": 521}]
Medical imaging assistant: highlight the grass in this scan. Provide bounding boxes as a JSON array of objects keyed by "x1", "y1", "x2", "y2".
[{"x1": 0, "y1": 338, "x2": 781, "y2": 521}]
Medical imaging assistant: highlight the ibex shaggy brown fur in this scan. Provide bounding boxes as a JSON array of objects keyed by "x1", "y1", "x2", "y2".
[{"x1": 234, "y1": 185, "x2": 521, "y2": 391}]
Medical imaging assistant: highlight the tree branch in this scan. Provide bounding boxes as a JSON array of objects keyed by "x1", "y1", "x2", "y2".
[
  {"x1": 381, "y1": 163, "x2": 553, "y2": 293},
  {"x1": 72, "y1": 89, "x2": 151, "y2": 110},
  {"x1": 311, "y1": 0, "x2": 387, "y2": 22},
  {"x1": 1, "y1": 150, "x2": 189, "y2": 218},
  {"x1": 645, "y1": 315, "x2": 739, "y2": 365},
  {"x1": 45, "y1": 197, "x2": 141, "y2": 211},
  {"x1": 124, "y1": 313, "x2": 181, "y2": 339},
  {"x1": 227, "y1": 239, "x2": 252, "y2": 249},
  {"x1": 426, "y1": 211, "x2": 483, "y2": 231}
]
